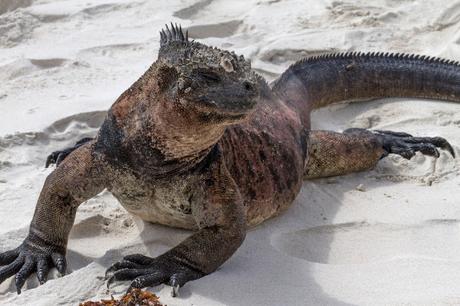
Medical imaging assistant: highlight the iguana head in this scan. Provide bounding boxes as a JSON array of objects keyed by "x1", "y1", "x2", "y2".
[{"x1": 155, "y1": 23, "x2": 260, "y2": 123}]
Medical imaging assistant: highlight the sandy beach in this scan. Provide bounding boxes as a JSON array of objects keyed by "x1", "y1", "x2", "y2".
[{"x1": 1, "y1": 0, "x2": 460, "y2": 305}]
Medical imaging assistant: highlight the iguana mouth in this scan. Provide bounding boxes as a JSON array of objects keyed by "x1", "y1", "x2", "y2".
[
  {"x1": 193, "y1": 95, "x2": 257, "y2": 117},
  {"x1": 199, "y1": 111, "x2": 248, "y2": 123}
]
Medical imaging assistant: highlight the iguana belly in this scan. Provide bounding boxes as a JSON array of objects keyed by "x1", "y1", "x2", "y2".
[{"x1": 109, "y1": 171, "x2": 198, "y2": 230}]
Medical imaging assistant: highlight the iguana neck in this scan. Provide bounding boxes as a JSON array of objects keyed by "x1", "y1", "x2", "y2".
[
  {"x1": 111, "y1": 64, "x2": 226, "y2": 162},
  {"x1": 150, "y1": 98, "x2": 226, "y2": 161}
]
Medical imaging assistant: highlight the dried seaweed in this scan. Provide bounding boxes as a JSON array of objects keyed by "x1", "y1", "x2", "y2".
[{"x1": 79, "y1": 289, "x2": 164, "y2": 306}]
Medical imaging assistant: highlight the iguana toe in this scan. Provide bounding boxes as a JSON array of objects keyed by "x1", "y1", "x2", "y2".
[
  {"x1": 51, "y1": 252, "x2": 67, "y2": 276},
  {"x1": 105, "y1": 260, "x2": 142, "y2": 279},
  {"x1": 15, "y1": 258, "x2": 34, "y2": 294},
  {"x1": 36, "y1": 258, "x2": 50, "y2": 284},
  {"x1": 0, "y1": 257, "x2": 24, "y2": 293}
]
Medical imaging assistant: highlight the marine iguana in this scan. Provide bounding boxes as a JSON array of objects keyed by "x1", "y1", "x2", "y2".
[{"x1": 1, "y1": 23, "x2": 458, "y2": 297}]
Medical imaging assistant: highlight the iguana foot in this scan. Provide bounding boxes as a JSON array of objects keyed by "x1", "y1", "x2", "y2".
[
  {"x1": 45, "y1": 137, "x2": 93, "y2": 168},
  {"x1": 344, "y1": 128, "x2": 455, "y2": 159},
  {"x1": 374, "y1": 129, "x2": 455, "y2": 159},
  {"x1": 0, "y1": 234, "x2": 66, "y2": 294},
  {"x1": 106, "y1": 253, "x2": 204, "y2": 297}
]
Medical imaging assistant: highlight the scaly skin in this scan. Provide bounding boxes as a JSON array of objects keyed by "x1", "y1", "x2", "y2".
[{"x1": 1, "y1": 23, "x2": 458, "y2": 296}]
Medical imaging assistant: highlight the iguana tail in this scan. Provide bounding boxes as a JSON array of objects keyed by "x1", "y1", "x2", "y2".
[{"x1": 271, "y1": 52, "x2": 460, "y2": 114}]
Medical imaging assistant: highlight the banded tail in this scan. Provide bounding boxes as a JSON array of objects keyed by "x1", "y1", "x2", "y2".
[{"x1": 271, "y1": 52, "x2": 460, "y2": 111}]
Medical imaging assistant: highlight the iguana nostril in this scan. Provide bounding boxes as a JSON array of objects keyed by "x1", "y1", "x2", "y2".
[{"x1": 243, "y1": 81, "x2": 253, "y2": 91}]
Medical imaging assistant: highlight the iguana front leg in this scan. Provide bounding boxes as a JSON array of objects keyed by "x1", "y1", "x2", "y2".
[
  {"x1": 106, "y1": 149, "x2": 246, "y2": 297},
  {"x1": 0, "y1": 142, "x2": 107, "y2": 293},
  {"x1": 304, "y1": 129, "x2": 455, "y2": 179}
]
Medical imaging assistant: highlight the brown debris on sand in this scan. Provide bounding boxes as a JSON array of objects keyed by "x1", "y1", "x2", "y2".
[{"x1": 79, "y1": 289, "x2": 165, "y2": 306}]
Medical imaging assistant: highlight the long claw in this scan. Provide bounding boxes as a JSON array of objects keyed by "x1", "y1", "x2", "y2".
[
  {"x1": 105, "y1": 260, "x2": 142, "y2": 279},
  {"x1": 55, "y1": 153, "x2": 66, "y2": 167},
  {"x1": 433, "y1": 137, "x2": 456, "y2": 158},
  {"x1": 15, "y1": 258, "x2": 35, "y2": 294},
  {"x1": 105, "y1": 270, "x2": 113, "y2": 280},
  {"x1": 51, "y1": 253, "x2": 66, "y2": 276},
  {"x1": 36, "y1": 259, "x2": 49, "y2": 285},
  {"x1": 106, "y1": 268, "x2": 147, "y2": 289},
  {"x1": 445, "y1": 142, "x2": 456, "y2": 158},
  {"x1": 45, "y1": 154, "x2": 55, "y2": 168},
  {"x1": 130, "y1": 273, "x2": 168, "y2": 290},
  {"x1": 170, "y1": 277, "x2": 180, "y2": 297},
  {"x1": 107, "y1": 275, "x2": 115, "y2": 289}
]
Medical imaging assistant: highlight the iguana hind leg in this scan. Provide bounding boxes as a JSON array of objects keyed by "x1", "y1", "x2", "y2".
[{"x1": 304, "y1": 128, "x2": 455, "y2": 179}]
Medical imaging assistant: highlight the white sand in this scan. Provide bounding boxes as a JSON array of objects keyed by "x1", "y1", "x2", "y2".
[{"x1": 1, "y1": 0, "x2": 460, "y2": 305}]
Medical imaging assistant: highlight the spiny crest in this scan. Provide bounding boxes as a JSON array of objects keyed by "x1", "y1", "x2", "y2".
[
  {"x1": 290, "y1": 51, "x2": 460, "y2": 69},
  {"x1": 160, "y1": 23, "x2": 189, "y2": 47},
  {"x1": 157, "y1": 22, "x2": 254, "y2": 76}
]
